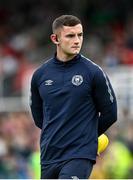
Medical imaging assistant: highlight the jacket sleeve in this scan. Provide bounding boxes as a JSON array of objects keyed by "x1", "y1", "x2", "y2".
[
  {"x1": 30, "y1": 72, "x2": 43, "y2": 129},
  {"x1": 92, "y1": 67, "x2": 117, "y2": 136}
]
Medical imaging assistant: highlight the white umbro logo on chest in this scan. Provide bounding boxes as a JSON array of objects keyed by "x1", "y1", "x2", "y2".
[{"x1": 45, "y1": 80, "x2": 53, "y2": 85}]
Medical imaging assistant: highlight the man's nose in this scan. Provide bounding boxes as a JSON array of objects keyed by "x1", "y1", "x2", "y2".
[{"x1": 74, "y1": 35, "x2": 80, "y2": 44}]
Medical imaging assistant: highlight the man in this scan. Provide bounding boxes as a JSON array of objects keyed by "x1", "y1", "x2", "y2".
[{"x1": 30, "y1": 15, "x2": 117, "y2": 179}]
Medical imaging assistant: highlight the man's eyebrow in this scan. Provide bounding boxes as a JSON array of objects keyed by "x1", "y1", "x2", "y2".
[
  {"x1": 65, "y1": 32, "x2": 83, "y2": 35},
  {"x1": 78, "y1": 32, "x2": 83, "y2": 35}
]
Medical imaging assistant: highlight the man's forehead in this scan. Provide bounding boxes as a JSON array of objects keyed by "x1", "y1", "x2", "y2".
[
  {"x1": 55, "y1": 24, "x2": 83, "y2": 36},
  {"x1": 58, "y1": 24, "x2": 83, "y2": 34},
  {"x1": 62, "y1": 24, "x2": 83, "y2": 33}
]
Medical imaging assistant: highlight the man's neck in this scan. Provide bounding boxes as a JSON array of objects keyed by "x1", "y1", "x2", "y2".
[{"x1": 56, "y1": 51, "x2": 76, "y2": 62}]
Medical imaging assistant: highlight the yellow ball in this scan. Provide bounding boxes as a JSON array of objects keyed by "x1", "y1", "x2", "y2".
[{"x1": 98, "y1": 134, "x2": 109, "y2": 154}]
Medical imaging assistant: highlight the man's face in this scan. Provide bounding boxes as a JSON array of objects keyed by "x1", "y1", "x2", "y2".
[{"x1": 57, "y1": 24, "x2": 83, "y2": 56}]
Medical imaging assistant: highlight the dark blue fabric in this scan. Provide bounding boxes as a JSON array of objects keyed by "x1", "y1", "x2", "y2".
[
  {"x1": 30, "y1": 54, "x2": 117, "y2": 165},
  {"x1": 41, "y1": 158, "x2": 93, "y2": 179}
]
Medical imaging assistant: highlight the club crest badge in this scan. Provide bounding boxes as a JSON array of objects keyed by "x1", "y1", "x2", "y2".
[{"x1": 72, "y1": 75, "x2": 83, "y2": 86}]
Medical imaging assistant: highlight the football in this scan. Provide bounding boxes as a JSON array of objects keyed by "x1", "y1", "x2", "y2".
[{"x1": 98, "y1": 134, "x2": 109, "y2": 155}]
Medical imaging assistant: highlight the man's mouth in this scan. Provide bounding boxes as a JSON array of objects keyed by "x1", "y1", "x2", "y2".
[{"x1": 72, "y1": 46, "x2": 80, "y2": 49}]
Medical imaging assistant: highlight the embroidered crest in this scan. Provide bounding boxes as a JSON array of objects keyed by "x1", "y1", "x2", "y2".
[{"x1": 72, "y1": 75, "x2": 83, "y2": 86}]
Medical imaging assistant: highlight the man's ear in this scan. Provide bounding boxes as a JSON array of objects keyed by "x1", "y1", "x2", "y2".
[{"x1": 50, "y1": 34, "x2": 59, "y2": 45}]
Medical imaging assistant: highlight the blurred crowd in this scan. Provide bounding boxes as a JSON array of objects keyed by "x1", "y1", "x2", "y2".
[
  {"x1": 0, "y1": 0, "x2": 133, "y2": 97},
  {"x1": 0, "y1": 112, "x2": 132, "y2": 179},
  {"x1": 91, "y1": 121, "x2": 133, "y2": 179},
  {"x1": 0, "y1": 112, "x2": 41, "y2": 178},
  {"x1": 0, "y1": 0, "x2": 133, "y2": 178}
]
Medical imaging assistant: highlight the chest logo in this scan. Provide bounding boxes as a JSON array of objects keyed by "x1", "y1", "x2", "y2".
[
  {"x1": 72, "y1": 75, "x2": 83, "y2": 86},
  {"x1": 45, "y1": 80, "x2": 53, "y2": 85}
]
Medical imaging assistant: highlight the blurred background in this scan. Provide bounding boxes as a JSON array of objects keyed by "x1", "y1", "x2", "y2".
[{"x1": 0, "y1": 0, "x2": 133, "y2": 178}]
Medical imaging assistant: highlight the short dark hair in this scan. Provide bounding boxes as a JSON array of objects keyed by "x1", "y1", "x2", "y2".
[{"x1": 52, "y1": 15, "x2": 82, "y2": 33}]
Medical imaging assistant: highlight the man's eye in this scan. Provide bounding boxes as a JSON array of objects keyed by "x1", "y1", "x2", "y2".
[
  {"x1": 67, "y1": 34, "x2": 75, "y2": 38},
  {"x1": 78, "y1": 33, "x2": 83, "y2": 37}
]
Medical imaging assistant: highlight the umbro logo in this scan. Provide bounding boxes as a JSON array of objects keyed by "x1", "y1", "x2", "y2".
[{"x1": 45, "y1": 80, "x2": 53, "y2": 85}]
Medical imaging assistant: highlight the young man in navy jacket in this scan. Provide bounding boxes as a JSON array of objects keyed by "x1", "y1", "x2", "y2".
[{"x1": 30, "y1": 15, "x2": 117, "y2": 179}]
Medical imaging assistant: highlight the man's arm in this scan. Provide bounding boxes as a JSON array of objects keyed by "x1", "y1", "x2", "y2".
[
  {"x1": 93, "y1": 67, "x2": 117, "y2": 136},
  {"x1": 30, "y1": 73, "x2": 43, "y2": 129}
]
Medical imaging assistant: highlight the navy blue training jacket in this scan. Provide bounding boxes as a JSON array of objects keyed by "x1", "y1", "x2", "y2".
[{"x1": 30, "y1": 54, "x2": 117, "y2": 165}]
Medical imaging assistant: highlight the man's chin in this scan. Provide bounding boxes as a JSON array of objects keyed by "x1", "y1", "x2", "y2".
[
  {"x1": 71, "y1": 50, "x2": 80, "y2": 55},
  {"x1": 66, "y1": 50, "x2": 80, "y2": 57}
]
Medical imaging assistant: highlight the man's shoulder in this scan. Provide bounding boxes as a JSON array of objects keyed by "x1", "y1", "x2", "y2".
[
  {"x1": 80, "y1": 54, "x2": 101, "y2": 72},
  {"x1": 38, "y1": 57, "x2": 53, "y2": 70},
  {"x1": 32, "y1": 58, "x2": 53, "y2": 80}
]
